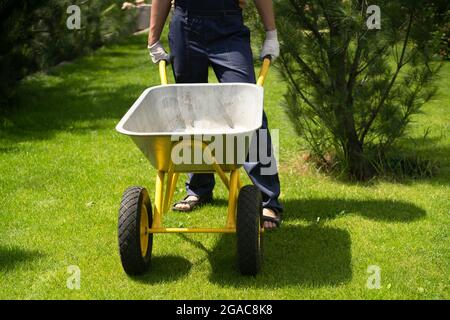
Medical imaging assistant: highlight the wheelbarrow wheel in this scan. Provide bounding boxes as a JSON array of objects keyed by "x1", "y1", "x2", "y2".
[
  {"x1": 118, "y1": 186, "x2": 153, "y2": 275},
  {"x1": 236, "y1": 185, "x2": 263, "y2": 276}
]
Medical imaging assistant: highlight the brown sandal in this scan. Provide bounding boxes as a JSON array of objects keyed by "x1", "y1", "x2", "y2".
[
  {"x1": 262, "y1": 208, "x2": 282, "y2": 229},
  {"x1": 172, "y1": 194, "x2": 213, "y2": 212}
]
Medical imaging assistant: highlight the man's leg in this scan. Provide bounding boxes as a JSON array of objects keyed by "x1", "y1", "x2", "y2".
[
  {"x1": 208, "y1": 19, "x2": 284, "y2": 222},
  {"x1": 243, "y1": 113, "x2": 283, "y2": 213},
  {"x1": 169, "y1": 10, "x2": 215, "y2": 201}
]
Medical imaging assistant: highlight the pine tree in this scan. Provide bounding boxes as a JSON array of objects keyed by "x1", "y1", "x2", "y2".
[{"x1": 275, "y1": 0, "x2": 449, "y2": 180}]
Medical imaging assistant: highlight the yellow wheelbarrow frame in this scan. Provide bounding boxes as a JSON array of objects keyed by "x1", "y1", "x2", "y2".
[{"x1": 148, "y1": 58, "x2": 271, "y2": 235}]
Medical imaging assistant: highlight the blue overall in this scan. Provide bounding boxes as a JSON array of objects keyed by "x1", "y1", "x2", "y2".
[{"x1": 169, "y1": 0, "x2": 283, "y2": 213}]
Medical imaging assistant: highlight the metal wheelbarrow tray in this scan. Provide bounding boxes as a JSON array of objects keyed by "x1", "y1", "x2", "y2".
[
  {"x1": 116, "y1": 59, "x2": 271, "y2": 277},
  {"x1": 116, "y1": 83, "x2": 264, "y2": 172}
]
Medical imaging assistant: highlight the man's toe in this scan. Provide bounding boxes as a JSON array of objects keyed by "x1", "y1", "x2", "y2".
[{"x1": 263, "y1": 221, "x2": 275, "y2": 230}]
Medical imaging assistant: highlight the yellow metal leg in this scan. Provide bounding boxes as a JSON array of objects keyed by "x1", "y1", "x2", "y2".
[
  {"x1": 213, "y1": 162, "x2": 230, "y2": 190},
  {"x1": 152, "y1": 171, "x2": 165, "y2": 228},
  {"x1": 162, "y1": 167, "x2": 174, "y2": 214},
  {"x1": 162, "y1": 169, "x2": 180, "y2": 214},
  {"x1": 168, "y1": 173, "x2": 179, "y2": 209},
  {"x1": 226, "y1": 169, "x2": 239, "y2": 228}
]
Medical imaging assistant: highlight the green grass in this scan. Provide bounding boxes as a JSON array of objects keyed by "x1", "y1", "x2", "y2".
[{"x1": 0, "y1": 33, "x2": 449, "y2": 300}]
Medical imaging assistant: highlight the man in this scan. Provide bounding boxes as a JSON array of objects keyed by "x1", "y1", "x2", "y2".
[{"x1": 147, "y1": 0, "x2": 282, "y2": 230}]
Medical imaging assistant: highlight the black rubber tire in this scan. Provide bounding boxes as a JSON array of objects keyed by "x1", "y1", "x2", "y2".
[
  {"x1": 236, "y1": 185, "x2": 263, "y2": 276},
  {"x1": 118, "y1": 186, "x2": 153, "y2": 275}
]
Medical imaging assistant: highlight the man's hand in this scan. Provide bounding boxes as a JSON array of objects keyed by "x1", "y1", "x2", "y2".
[
  {"x1": 147, "y1": 0, "x2": 171, "y2": 63},
  {"x1": 148, "y1": 41, "x2": 170, "y2": 64},
  {"x1": 260, "y1": 29, "x2": 280, "y2": 61},
  {"x1": 254, "y1": 1, "x2": 279, "y2": 60}
]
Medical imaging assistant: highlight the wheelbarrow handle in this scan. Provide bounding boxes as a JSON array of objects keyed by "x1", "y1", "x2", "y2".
[
  {"x1": 159, "y1": 57, "x2": 271, "y2": 87},
  {"x1": 159, "y1": 60, "x2": 168, "y2": 85},
  {"x1": 257, "y1": 57, "x2": 271, "y2": 87}
]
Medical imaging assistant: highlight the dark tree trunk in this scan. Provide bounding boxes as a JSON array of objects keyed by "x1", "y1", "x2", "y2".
[{"x1": 345, "y1": 137, "x2": 372, "y2": 180}]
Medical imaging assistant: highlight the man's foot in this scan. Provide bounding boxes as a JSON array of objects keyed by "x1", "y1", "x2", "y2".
[
  {"x1": 262, "y1": 208, "x2": 281, "y2": 230},
  {"x1": 172, "y1": 194, "x2": 213, "y2": 212}
]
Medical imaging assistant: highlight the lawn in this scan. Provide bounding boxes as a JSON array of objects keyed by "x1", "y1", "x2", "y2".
[{"x1": 0, "y1": 32, "x2": 449, "y2": 300}]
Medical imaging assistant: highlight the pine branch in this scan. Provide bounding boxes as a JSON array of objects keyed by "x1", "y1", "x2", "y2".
[
  {"x1": 356, "y1": 44, "x2": 389, "y2": 75},
  {"x1": 359, "y1": 11, "x2": 415, "y2": 144},
  {"x1": 292, "y1": 53, "x2": 326, "y2": 89},
  {"x1": 346, "y1": 1, "x2": 369, "y2": 106},
  {"x1": 280, "y1": 52, "x2": 340, "y2": 140},
  {"x1": 288, "y1": 0, "x2": 328, "y2": 50},
  {"x1": 280, "y1": 54, "x2": 320, "y2": 114}
]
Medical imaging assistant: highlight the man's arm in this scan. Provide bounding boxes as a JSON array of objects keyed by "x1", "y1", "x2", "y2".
[
  {"x1": 254, "y1": 0, "x2": 280, "y2": 60},
  {"x1": 148, "y1": 0, "x2": 172, "y2": 46},
  {"x1": 147, "y1": 0, "x2": 172, "y2": 63},
  {"x1": 254, "y1": 0, "x2": 276, "y2": 31}
]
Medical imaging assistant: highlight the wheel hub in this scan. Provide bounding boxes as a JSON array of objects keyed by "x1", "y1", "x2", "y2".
[{"x1": 140, "y1": 204, "x2": 149, "y2": 257}]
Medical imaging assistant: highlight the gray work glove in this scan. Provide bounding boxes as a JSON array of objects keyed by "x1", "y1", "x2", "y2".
[
  {"x1": 260, "y1": 29, "x2": 280, "y2": 61},
  {"x1": 148, "y1": 40, "x2": 170, "y2": 64}
]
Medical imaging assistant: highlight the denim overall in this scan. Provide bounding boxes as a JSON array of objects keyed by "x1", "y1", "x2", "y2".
[{"x1": 169, "y1": 0, "x2": 283, "y2": 213}]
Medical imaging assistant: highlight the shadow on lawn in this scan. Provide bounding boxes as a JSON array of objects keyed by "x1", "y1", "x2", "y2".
[
  {"x1": 130, "y1": 255, "x2": 192, "y2": 284},
  {"x1": 282, "y1": 198, "x2": 426, "y2": 223},
  {"x1": 180, "y1": 196, "x2": 425, "y2": 288},
  {"x1": 0, "y1": 246, "x2": 45, "y2": 272},
  {"x1": 0, "y1": 81, "x2": 145, "y2": 144},
  {"x1": 0, "y1": 36, "x2": 153, "y2": 145},
  {"x1": 178, "y1": 226, "x2": 352, "y2": 288}
]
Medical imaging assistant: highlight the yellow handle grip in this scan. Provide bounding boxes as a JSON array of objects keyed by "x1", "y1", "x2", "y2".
[
  {"x1": 159, "y1": 60, "x2": 168, "y2": 85},
  {"x1": 257, "y1": 57, "x2": 271, "y2": 87}
]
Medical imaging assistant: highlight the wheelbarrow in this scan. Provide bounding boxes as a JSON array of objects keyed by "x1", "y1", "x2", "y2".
[{"x1": 115, "y1": 58, "x2": 271, "y2": 276}]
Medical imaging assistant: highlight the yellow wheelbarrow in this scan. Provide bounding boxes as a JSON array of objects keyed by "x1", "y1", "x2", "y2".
[{"x1": 116, "y1": 58, "x2": 271, "y2": 276}]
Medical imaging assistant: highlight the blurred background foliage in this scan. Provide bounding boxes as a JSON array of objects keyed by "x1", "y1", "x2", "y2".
[{"x1": 0, "y1": 0, "x2": 136, "y2": 113}]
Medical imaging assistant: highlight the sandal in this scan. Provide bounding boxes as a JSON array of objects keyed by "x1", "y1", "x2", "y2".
[
  {"x1": 172, "y1": 194, "x2": 213, "y2": 212},
  {"x1": 262, "y1": 208, "x2": 282, "y2": 230}
]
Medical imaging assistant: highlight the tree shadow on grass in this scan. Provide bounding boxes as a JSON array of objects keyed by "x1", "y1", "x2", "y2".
[
  {"x1": 178, "y1": 226, "x2": 352, "y2": 289},
  {"x1": 282, "y1": 198, "x2": 426, "y2": 223},
  {"x1": 130, "y1": 255, "x2": 192, "y2": 284},
  {"x1": 221, "y1": 226, "x2": 350, "y2": 288},
  {"x1": 389, "y1": 135, "x2": 450, "y2": 187},
  {"x1": 0, "y1": 81, "x2": 146, "y2": 144},
  {"x1": 0, "y1": 246, "x2": 45, "y2": 272},
  {"x1": 179, "y1": 196, "x2": 426, "y2": 288},
  {"x1": 0, "y1": 35, "x2": 155, "y2": 145}
]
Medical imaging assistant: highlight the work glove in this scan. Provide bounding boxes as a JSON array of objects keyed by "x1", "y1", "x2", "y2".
[
  {"x1": 260, "y1": 29, "x2": 280, "y2": 61},
  {"x1": 148, "y1": 41, "x2": 170, "y2": 64}
]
